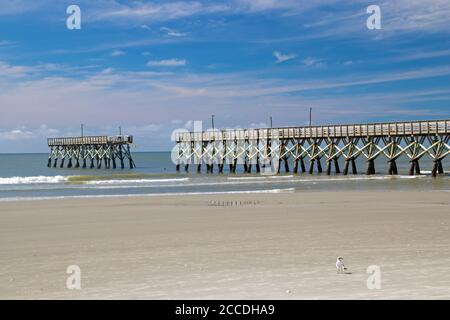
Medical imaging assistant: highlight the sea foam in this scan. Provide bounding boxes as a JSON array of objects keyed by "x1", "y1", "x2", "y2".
[{"x1": 0, "y1": 176, "x2": 67, "y2": 185}]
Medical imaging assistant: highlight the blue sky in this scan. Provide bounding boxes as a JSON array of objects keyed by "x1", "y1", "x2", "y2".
[{"x1": 0, "y1": 0, "x2": 450, "y2": 152}]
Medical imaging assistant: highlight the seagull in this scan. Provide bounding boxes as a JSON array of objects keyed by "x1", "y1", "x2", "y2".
[{"x1": 336, "y1": 256, "x2": 346, "y2": 274}]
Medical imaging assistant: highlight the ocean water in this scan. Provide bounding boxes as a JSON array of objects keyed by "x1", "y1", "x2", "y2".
[{"x1": 0, "y1": 152, "x2": 448, "y2": 201}]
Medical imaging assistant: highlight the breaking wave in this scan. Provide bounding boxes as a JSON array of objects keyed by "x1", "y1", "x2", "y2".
[{"x1": 0, "y1": 176, "x2": 67, "y2": 185}]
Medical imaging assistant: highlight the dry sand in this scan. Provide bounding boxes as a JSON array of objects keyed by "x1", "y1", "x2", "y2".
[{"x1": 1, "y1": 191, "x2": 450, "y2": 299}]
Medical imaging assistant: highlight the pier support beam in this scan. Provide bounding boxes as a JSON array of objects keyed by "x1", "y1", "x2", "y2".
[
  {"x1": 334, "y1": 159, "x2": 340, "y2": 174},
  {"x1": 409, "y1": 160, "x2": 421, "y2": 175},
  {"x1": 284, "y1": 158, "x2": 290, "y2": 173},
  {"x1": 388, "y1": 160, "x2": 398, "y2": 175},
  {"x1": 308, "y1": 160, "x2": 315, "y2": 174},
  {"x1": 432, "y1": 160, "x2": 444, "y2": 177},
  {"x1": 326, "y1": 159, "x2": 339, "y2": 175},
  {"x1": 326, "y1": 160, "x2": 331, "y2": 175},
  {"x1": 343, "y1": 160, "x2": 349, "y2": 175},
  {"x1": 343, "y1": 159, "x2": 357, "y2": 175},
  {"x1": 351, "y1": 159, "x2": 357, "y2": 175},
  {"x1": 300, "y1": 158, "x2": 306, "y2": 173},
  {"x1": 438, "y1": 160, "x2": 444, "y2": 174},
  {"x1": 317, "y1": 158, "x2": 323, "y2": 174},
  {"x1": 293, "y1": 159, "x2": 299, "y2": 174},
  {"x1": 366, "y1": 159, "x2": 375, "y2": 175}
]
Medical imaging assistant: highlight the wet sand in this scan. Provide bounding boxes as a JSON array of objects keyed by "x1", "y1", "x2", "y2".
[{"x1": 1, "y1": 191, "x2": 450, "y2": 299}]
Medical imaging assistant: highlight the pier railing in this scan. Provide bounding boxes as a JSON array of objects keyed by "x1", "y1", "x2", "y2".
[
  {"x1": 48, "y1": 135, "x2": 133, "y2": 147},
  {"x1": 175, "y1": 119, "x2": 450, "y2": 142}
]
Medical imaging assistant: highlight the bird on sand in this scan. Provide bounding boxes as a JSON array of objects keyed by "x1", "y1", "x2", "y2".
[{"x1": 336, "y1": 256, "x2": 347, "y2": 273}]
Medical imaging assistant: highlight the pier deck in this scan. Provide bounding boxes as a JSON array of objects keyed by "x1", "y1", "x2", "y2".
[{"x1": 174, "y1": 119, "x2": 450, "y2": 176}]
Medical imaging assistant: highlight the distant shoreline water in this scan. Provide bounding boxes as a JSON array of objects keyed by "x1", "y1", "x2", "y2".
[{"x1": 0, "y1": 152, "x2": 448, "y2": 201}]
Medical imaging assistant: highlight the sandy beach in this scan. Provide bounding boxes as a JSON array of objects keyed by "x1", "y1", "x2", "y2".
[{"x1": 1, "y1": 191, "x2": 450, "y2": 299}]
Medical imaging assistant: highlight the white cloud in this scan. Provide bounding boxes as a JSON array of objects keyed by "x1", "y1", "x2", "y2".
[
  {"x1": 273, "y1": 51, "x2": 296, "y2": 64},
  {"x1": 0, "y1": 40, "x2": 18, "y2": 47},
  {"x1": 0, "y1": 129, "x2": 33, "y2": 140},
  {"x1": 147, "y1": 59, "x2": 187, "y2": 67},
  {"x1": 160, "y1": 27, "x2": 187, "y2": 37},
  {"x1": 379, "y1": 0, "x2": 450, "y2": 34},
  {"x1": 96, "y1": 1, "x2": 229, "y2": 22},
  {"x1": 235, "y1": 0, "x2": 300, "y2": 12},
  {"x1": 0, "y1": 61, "x2": 32, "y2": 78},
  {"x1": 302, "y1": 57, "x2": 326, "y2": 67},
  {"x1": 111, "y1": 50, "x2": 125, "y2": 57},
  {"x1": 0, "y1": 0, "x2": 44, "y2": 15}
]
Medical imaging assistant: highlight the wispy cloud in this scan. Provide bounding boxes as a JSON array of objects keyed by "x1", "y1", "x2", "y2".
[
  {"x1": 379, "y1": 0, "x2": 450, "y2": 34},
  {"x1": 0, "y1": 0, "x2": 45, "y2": 15},
  {"x1": 0, "y1": 124, "x2": 58, "y2": 141},
  {"x1": 0, "y1": 40, "x2": 19, "y2": 48},
  {"x1": 0, "y1": 128, "x2": 33, "y2": 140},
  {"x1": 160, "y1": 27, "x2": 187, "y2": 37},
  {"x1": 110, "y1": 50, "x2": 126, "y2": 57},
  {"x1": 0, "y1": 61, "x2": 29, "y2": 78},
  {"x1": 302, "y1": 57, "x2": 326, "y2": 67},
  {"x1": 390, "y1": 48, "x2": 450, "y2": 62},
  {"x1": 95, "y1": 1, "x2": 229, "y2": 22},
  {"x1": 147, "y1": 59, "x2": 187, "y2": 67},
  {"x1": 234, "y1": 0, "x2": 302, "y2": 12},
  {"x1": 273, "y1": 51, "x2": 296, "y2": 64}
]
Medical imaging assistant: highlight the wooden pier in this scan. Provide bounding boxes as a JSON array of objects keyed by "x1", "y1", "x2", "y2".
[
  {"x1": 47, "y1": 135, "x2": 136, "y2": 169},
  {"x1": 174, "y1": 119, "x2": 450, "y2": 176}
]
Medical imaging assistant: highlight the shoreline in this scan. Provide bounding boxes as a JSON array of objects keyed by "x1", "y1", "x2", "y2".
[{"x1": 1, "y1": 186, "x2": 449, "y2": 203}]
